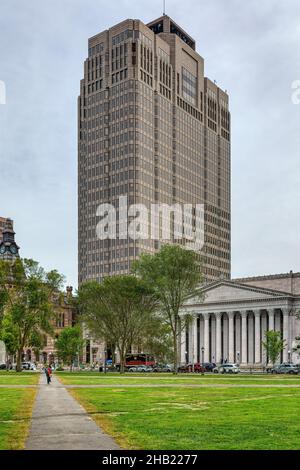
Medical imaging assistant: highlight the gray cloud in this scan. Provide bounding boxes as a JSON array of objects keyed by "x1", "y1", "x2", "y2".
[{"x1": 0, "y1": 0, "x2": 299, "y2": 286}]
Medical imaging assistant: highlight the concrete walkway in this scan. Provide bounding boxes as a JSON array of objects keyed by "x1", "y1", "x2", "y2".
[{"x1": 25, "y1": 374, "x2": 120, "y2": 450}]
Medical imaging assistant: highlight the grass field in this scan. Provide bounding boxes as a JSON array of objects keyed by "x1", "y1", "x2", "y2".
[
  {"x1": 57, "y1": 372, "x2": 300, "y2": 386},
  {"x1": 62, "y1": 374, "x2": 300, "y2": 450},
  {"x1": 0, "y1": 372, "x2": 38, "y2": 450},
  {"x1": 0, "y1": 371, "x2": 40, "y2": 386},
  {"x1": 0, "y1": 387, "x2": 37, "y2": 450}
]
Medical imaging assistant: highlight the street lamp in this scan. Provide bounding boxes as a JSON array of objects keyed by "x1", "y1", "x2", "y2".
[
  {"x1": 288, "y1": 350, "x2": 291, "y2": 363},
  {"x1": 201, "y1": 347, "x2": 205, "y2": 375},
  {"x1": 104, "y1": 350, "x2": 107, "y2": 374},
  {"x1": 237, "y1": 351, "x2": 240, "y2": 365}
]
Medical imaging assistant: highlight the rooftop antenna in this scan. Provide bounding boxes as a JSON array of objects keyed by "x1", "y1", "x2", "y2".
[{"x1": 163, "y1": 0, "x2": 166, "y2": 15}]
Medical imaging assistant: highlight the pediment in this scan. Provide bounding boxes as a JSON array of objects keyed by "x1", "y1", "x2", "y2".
[{"x1": 185, "y1": 281, "x2": 288, "y2": 306}]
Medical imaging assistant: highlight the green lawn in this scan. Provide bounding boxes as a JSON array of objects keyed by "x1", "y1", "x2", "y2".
[
  {"x1": 0, "y1": 371, "x2": 40, "y2": 386},
  {"x1": 58, "y1": 372, "x2": 300, "y2": 386},
  {"x1": 66, "y1": 376, "x2": 300, "y2": 450},
  {"x1": 0, "y1": 388, "x2": 37, "y2": 450}
]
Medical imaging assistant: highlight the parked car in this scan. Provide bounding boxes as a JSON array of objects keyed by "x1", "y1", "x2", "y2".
[
  {"x1": 217, "y1": 363, "x2": 240, "y2": 374},
  {"x1": 203, "y1": 362, "x2": 217, "y2": 372},
  {"x1": 127, "y1": 365, "x2": 153, "y2": 373},
  {"x1": 178, "y1": 363, "x2": 206, "y2": 373},
  {"x1": 98, "y1": 365, "x2": 118, "y2": 372},
  {"x1": 131, "y1": 365, "x2": 153, "y2": 373},
  {"x1": 0, "y1": 363, "x2": 7, "y2": 370},
  {"x1": 153, "y1": 364, "x2": 173, "y2": 373},
  {"x1": 21, "y1": 362, "x2": 37, "y2": 371},
  {"x1": 271, "y1": 363, "x2": 299, "y2": 375},
  {"x1": 178, "y1": 363, "x2": 191, "y2": 373}
]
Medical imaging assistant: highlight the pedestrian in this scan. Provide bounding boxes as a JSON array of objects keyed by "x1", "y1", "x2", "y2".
[
  {"x1": 44, "y1": 366, "x2": 50, "y2": 384},
  {"x1": 47, "y1": 365, "x2": 52, "y2": 383}
]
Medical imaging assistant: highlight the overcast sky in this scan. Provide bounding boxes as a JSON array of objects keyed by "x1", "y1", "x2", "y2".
[{"x1": 0, "y1": 0, "x2": 300, "y2": 287}]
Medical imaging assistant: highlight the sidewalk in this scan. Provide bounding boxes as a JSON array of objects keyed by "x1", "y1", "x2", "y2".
[{"x1": 26, "y1": 374, "x2": 120, "y2": 450}]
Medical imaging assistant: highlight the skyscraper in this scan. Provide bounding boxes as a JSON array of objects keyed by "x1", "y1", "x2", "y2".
[{"x1": 78, "y1": 15, "x2": 231, "y2": 285}]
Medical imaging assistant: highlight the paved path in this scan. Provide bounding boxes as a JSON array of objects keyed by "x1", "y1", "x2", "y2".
[{"x1": 25, "y1": 374, "x2": 120, "y2": 450}]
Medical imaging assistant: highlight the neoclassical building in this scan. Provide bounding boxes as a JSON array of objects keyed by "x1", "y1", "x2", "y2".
[{"x1": 180, "y1": 272, "x2": 300, "y2": 367}]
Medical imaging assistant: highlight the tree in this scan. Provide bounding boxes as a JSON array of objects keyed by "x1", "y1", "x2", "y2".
[
  {"x1": 0, "y1": 313, "x2": 18, "y2": 359},
  {"x1": 55, "y1": 326, "x2": 84, "y2": 370},
  {"x1": 262, "y1": 331, "x2": 287, "y2": 366},
  {"x1": 78, "y1": 275, "x2": 158, "y2": 373},
  {"x1": 134, "y1": 244, "x2": 204, "y2": 374},
  {"x1": 135, "y1": 315, "x2": 173, "y2": 364},
  {"x1": 0, "y1": 258, "x2": 65, "y2": 372}
]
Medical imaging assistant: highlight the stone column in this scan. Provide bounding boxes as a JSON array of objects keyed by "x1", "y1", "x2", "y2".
[
  {"x1": 241, "y1": 311, "x2": 248, "y2": 365},
  {"x1": 254, "y1": 310, "x2": 261, "y2": 364},
  {"x1": 261, "y1": 312, "x2": 268, "y2": 366},
  {"x1": 193, "y1": 315, "x2": 198, "y2": 364},
  {"x1": 188, "y1": 319, "x2": 193, "y2": 363},
  {"x1": 228, "y1": 312, "x2": 235, "y2": 363},
  {"x1": 180, "y1": 318, "x2": 186, "y2": 364},
  {"x1": 282, "y1": 308, "x2": 290, "y2": 362},
  {"x1": 268, "y1": 309, "x2": 275, "y2": 331},
  {"x1": 203, "y1": 314, "x2": 210, "y2": 363},
  {"x1": 215, "y1": 313, "x2": 222, "y2": 364}
]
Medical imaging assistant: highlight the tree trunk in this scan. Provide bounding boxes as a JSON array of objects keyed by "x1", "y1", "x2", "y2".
[
  {"x1": 16, "y1": 348, "x2": 22, "y2": 373},
  {"x1": 173, "y1": 332, "x2": 178, "y2": 375},
  {"x1": 120, "y1": 352, "x2": 125, "y2": 374}
]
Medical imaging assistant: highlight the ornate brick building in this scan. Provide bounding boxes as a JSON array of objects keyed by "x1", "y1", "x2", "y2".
[
  {"x1": 0, "y1": 217, "x2": 8, "y2": 242},
  {"x1": 0, "y1": 218, "x2": 76, "y2": 365},
  {"x1": 23, "y1": 286, "x2": 76, "y2": 365}
]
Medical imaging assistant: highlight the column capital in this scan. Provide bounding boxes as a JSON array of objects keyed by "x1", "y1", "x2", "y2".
[
  {"x1": 282, "y1": 307, "x2": 290, "y2": 317},
  {"x1": 253, "y1": 309, "x2": 261, "y2": 318},
  {"x1": 241, "y1": 311, "x2": 248, "y2": 319},
  {"x1": 215, "y1": 312, "x2": 223, "y2": 320},
  {"x1": 203, "y1": 313, "x2": 211, "y2": 321}
]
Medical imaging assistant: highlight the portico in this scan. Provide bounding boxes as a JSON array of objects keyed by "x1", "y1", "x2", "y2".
[{"x1": 180, "y1": 278, "x2": 300, "y2": 367}]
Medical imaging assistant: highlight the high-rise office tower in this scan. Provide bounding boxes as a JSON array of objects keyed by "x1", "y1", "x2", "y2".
[{"x1": 78, "y1": 15, "x2": 231, "y2": 285}]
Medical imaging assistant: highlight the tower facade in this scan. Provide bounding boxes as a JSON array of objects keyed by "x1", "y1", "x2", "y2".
[
  {"x1": 78, "y1": 15, "x2": 231, "y2": 285},
  {"x1": 0, "y1": 218, "x2": 20, "y2": 261},
  {"x1": 0, "y1": 217, "x2": 8, "y2": 242}
]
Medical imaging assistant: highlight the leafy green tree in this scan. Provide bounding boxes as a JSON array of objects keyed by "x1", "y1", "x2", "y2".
[
  {"x1": 0, "y1": 313, "x2": 18, "y2": 359},
  {"x1": 0, "y1": 258, "x2": 64, "y2": 372},
  {"x1": 262, "y1": 331, "x2": 287, "y2": 366},
  {"x1": 78, "y1": 275, "x2": 158, "y2": 373},
  {"x1": 134, "y1": 244, "x2": 204, "y2": 373},
  {"x1": 55, "y1": 326, "x2": 84, "y2": 370},
  {"x1": 136, "y1": 315, "x2": 173, "y2": 364}
]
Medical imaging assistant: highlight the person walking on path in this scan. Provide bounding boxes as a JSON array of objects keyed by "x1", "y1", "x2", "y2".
[
  {"x1": 44, "y1": 365, "x2": 52, "y2": 385},
  {"x1": 47, "y1": 365, "x2": 52, "y2": 383}
]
